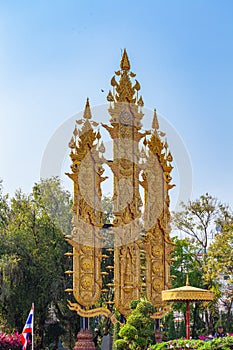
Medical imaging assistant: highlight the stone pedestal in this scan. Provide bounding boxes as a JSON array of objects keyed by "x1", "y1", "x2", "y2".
[
  {"x1": 101, "y1": 334, "x2": 112, "y2": 350},
  {"x1": 73, "y1": 329, "x2": 96, "y2": 350},
  {"x1": 155, "y1": 329, "x2": 162, "y2": 343}
]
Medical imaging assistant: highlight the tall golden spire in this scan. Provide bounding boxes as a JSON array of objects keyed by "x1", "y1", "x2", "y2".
[
  {"x1": 109, "y1": 49, "x2": 142, "y2": 104},
  {"x1": 83, "y1": 97, "x2": 92, "y2": 119},
  {"x1": 152, "y1": 108, "x2": 159, "y2": 130},
  {"x1": 120, "y1": 48, "x2": 130, "y2": 71}
]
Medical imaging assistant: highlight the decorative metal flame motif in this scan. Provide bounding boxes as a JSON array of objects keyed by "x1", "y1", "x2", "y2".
[{"x1": 66, "y1": 50, "x2": 174, "y2": 319}]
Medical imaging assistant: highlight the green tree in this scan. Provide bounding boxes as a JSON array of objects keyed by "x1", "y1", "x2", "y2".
[
  {"x1": 173, "y1": 194, "x2": 227, "y2": 260},
  {"x1": 170, "y1": 237, "x2": 202, "y2": 288},
  {"x1": 172, "y1": 194, "x2": 231, "y2": 335},
  {"x1": 0, "y1": 180, "x2": 10, "y2": 230},
  {"x1": 169, "y1": 237, "x2": 206, "y2": 339},
  {"x1": 101, "y1": 195, "x2": 114, "y2": 224},
  {"x1": 0, "y1": 178, "x2": 79, "y2": 349},
  {"x1": 205, "y1": 221, "x2": 233, "y2": 332},
  {"x1": 163, "y1": 313, "x2": 176, "y2": 340},
  {"x1": 93, "y1": 195, "x2": 114, "y2": 340},
  {"x1": 32, "y1": 177, "x2": 72, "y2": 236}
]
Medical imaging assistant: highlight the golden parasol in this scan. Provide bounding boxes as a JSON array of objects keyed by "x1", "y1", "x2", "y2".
[{"x1": 162, "y1": 276, "x2": 214, "y2": 339}]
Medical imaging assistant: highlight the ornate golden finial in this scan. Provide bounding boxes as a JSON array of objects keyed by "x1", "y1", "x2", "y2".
[
  {"x1": 98, "y1": 141, "x2": 105, "y2": 154},
  {"x1": 73, "y1": 126, "x2": 79, "y2": 138},
  {"x1": 186, "y1": 275, "x2": 189, "y2": 286},
  {"x1": 96, "y1": 129, "x2": 101, "y2": 140},
  {"x1": 167, "y1": 151, "x2": 173, "y2": 162},
  {"x1": 140, "y1": 147, "x2": 147, "y2": 159},
  {"x1": 68, "y1": 136, "x2": 75, "y2": 149},
  {"x1": 152, "y1": 108, "x2": 159, "y2": 130},
  {"x1": 138, "y1": 96, "x2": 144, "y2": 107},
  {"x1": 107, "y1": 90, "x2": 114, "y2": 102},
  {"x1": 143, "y1": 137, "x2": 147, "y2": 146},
  {"x1": 109, "y1": 50, "x2": 141, "y2": 104},
  {"x1": 134, "y1": 80, "x2": 141, "y2": 91},
  {"x1": 120, "y1": 48, "x2": 130, "y2": 71},
  {"x1": 83, "y1": 98, "x2": 92, "y2": 119}
]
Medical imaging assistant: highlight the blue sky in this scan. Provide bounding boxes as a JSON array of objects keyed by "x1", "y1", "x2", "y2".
[{"x1": 0, "y1": 0, "x2": 232, "y2": 208}]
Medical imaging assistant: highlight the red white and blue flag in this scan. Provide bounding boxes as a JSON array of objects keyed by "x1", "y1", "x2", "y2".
[{"x1": 21, "y1": 304, "x2": 34, "y2": 350}]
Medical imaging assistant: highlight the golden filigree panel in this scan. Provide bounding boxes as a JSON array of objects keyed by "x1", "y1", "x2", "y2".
[
  {"x1": 73, "y1": 244, "x2": 102, "y2": 307},
  {"x1": 65, "y1": 50, "x2": 175, "y2": 319},
  {"x1": 114, "y1": 241, "x2": 141, "y2": 316}
]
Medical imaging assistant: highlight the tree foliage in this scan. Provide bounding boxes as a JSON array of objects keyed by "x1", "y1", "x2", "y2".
[
  {"x1": 173, "y1": 193, "x2": 228, "y2": 259},
  {"x1": 204, "y1": 220, "x2": 233, "y2": 331},
  {"x1": 0, "y1": 177, "x2": 79, "y2": 349},
  {"x1": 170, "y1": 237, "x2": 203, "y2": 288},
  {"x1": 169, "y1": 237, "x2": 207, "y2": 338},
  {"x1": 172, "y1": 193, "x2": 233, "y2": 336}
]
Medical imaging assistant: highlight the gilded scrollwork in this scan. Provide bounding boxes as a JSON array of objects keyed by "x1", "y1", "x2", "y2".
[
  {"x1": 66, "y1": 50, "x2": 175, "y2": 319},
  {"x1": 66, "y1": 98, "x2": 106, "y2": 310},
  {"x1": 104, "y1": 49, "x2": 146, "y2": 316},
  {"x1": 142, "y1": 108, "x2": 174, "y2": 308}
]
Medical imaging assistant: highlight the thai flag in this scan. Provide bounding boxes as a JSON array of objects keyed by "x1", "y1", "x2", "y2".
[{"x1": 21, "y1": 304, "x2": 34, "y2": 350}]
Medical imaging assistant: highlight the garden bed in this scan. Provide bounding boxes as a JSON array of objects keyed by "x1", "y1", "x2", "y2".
[{"x1": 149, "y1": 336, "x2": 233, "y2": 349}]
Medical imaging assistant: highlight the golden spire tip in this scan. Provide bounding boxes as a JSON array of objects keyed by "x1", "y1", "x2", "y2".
[
  {"x1": 83, "y1": 97, "x2": 92, "y2": 119},
  {"x1": 186, "y1": 275, "x2": 189, "y2": 286},
  {"x1": 120, "y1": 48, "x2": 130, "y2": 71},
  {"x1": 152, "y1": 108, "x2": 159, "y2": 130}
]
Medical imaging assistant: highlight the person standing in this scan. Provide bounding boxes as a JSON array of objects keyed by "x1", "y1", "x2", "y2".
[{"x1": 214, "y1": 326, "x2": 226, "y2": 338}]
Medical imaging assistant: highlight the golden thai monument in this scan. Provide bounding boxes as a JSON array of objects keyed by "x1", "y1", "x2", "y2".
[{"x1": 65, "y1": 49, "x2": 174, "y2": 322}]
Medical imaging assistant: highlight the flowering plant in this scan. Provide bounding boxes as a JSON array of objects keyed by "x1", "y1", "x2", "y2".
[
  {"x1": 0, "y1": 332, "x2": 23, "y2": 350},
  {"x1": 149, "y1": 335, "x2": 233, "y2": 349}
]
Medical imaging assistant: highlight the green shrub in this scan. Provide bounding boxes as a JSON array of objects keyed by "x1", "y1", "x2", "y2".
[
  {"x1": 114, "y1": 338, "x2": 129, "y2": 350},
  {"x1": 114, "y1": 300, "x2": 155, "y2": 350},
  {"x1": 130, "y1": 300, "x2": 140, "y2": 310},
  {"x1": 148, "y1": 336, "x2": 233, "y2": 349},
  {"x1": 119, "y1": 324, "x2": 137, "y2": 340},
  {"x1": 135, "y1": 300, "x2": 155, "y2": 316}
]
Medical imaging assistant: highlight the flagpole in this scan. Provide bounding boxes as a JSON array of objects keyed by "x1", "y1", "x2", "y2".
[
  {"x1": 21, "y1": 304, "x2": 34, "y2": 350},
  {"x1": 32, "y1": 303, "x2": 34, "y2": 350}
]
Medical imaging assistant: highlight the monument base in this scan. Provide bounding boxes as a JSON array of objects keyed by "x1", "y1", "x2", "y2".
[
  {"x1": 155, "y1": 329, "x2": 162, "y2": 344},
  {"x1": 73, "y1": 329, "x2": 96, "y2": 350}
]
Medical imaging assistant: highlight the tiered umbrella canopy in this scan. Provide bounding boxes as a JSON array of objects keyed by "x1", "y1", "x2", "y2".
[{"x1": 162, "y1": 277, "x2": 214, "y2": 339}]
